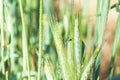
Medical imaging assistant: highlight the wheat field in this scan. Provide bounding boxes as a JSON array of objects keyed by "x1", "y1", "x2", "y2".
[{"x1": 0, "y1": 0, "x2": 120, "y2": 80}]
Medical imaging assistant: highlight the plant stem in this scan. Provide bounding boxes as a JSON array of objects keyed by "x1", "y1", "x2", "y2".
[
  {"x1": 0, "y1": 0, "x2": 5, "y2": 75},
  {"x1": 109, "y1": 13, "x2": 120, "y2": 79},
  {"x1": 6, "y1": 71, "x2": 8, "y2": 80},
  {"x1": 18, "y1": 0, "x2": 30, "y2": 79},
  {"x1": 38, "y1": 0, "x2": 43, "y2": 80},
  {"x1": 97, "y1": 0, "x2": 110, "y2": 48}
]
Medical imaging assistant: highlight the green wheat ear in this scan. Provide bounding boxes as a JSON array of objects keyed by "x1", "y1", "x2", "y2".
[{"x1": 49, "y1": 20, "x2": 71, "y2": 80}]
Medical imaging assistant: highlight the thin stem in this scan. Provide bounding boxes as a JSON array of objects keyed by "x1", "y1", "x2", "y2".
[
  {"x1": 38, "y1": 0, "x2": 43, "y2": 80},
  {"x1": 0, "y1": 0, "x2": 5, "y2": 75},
  {"x1": 18, "y1": 0, "x2": 30, "y2": 79}
]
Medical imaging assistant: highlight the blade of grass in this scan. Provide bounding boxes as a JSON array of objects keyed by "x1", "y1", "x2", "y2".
[{"x1": 18, "y1": 0, "x2": 30, "y2": 79}]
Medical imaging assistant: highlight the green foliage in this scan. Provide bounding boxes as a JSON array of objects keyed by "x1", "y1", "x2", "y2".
[{"x1": 0, "y1": 0, "x2": 120, "y2": 80}]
